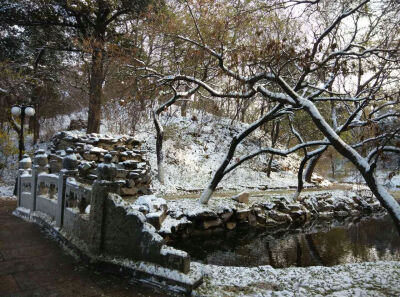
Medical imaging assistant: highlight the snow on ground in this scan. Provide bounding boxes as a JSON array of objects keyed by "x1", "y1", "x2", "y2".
[
  {"x1": 192, "y1": 261, "x2": 400, "y2": 297},
  {"x1": 380, "y1": 173, "x2": 400, "y2": 190},
  {"x1": 39, "y1": 110, "x2": 88, "y2": 140},
  {"x1": 341, "y1": 169, "x2": 400, "y2": 192},
  {"x1": 1, "y1": 108, "x2": 309, "y2": 199},
  {"x1": 133, "y1": 110, "x2": 308, "y2": 195},
  {"x1": 0, "y1": 185, "x2": 14, "y2": 198}
]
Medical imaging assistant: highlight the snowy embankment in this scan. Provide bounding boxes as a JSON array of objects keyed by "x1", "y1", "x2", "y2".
[
  {"x1": 192, "y1": 261, "x2": 400, "y2": 297},
  {"x1": 133, "y1": 111, "x2": 316, "y2": 195}
]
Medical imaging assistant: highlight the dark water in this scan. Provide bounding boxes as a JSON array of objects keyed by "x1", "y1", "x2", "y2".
[{"x1": 171, "y1": 214, "x2": 400, "y2": 268}]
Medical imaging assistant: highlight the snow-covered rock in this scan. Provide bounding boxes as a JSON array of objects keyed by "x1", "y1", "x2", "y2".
[
  {"x1": 231, "y1": 191, "x2": 250, "y2": 204},
  {"x1": 134, "y1": 194, "x2": 167, "y2": 213}
]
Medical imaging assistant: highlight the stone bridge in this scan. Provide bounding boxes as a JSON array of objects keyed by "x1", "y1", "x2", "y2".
[{"x1": 14, "y1": 134, "x2": 202, "y2": 294}]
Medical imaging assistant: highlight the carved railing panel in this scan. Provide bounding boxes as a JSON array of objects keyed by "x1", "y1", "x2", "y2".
[
  {"x1": 37, "y1": 174, "x2": 59, "y2": 200},
  {"x1": 20, "y1": 174, "x2": 32, "y2": 194},
  {"x1": 65, "y1": 179, "x2": 92, "y2": 214}
]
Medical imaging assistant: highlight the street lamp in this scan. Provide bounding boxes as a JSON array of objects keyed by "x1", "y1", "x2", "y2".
[{"x1": 11, "y1": 105, "x2": 36, "y2": 160}]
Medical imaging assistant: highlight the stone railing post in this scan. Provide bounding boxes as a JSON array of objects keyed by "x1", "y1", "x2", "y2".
[
  {"x1": 89, "y1": 154, "x2": 119, "y2": 254},
  {"x1": 31, "y1": 149, "x2": 49, "y2": 211},
  {"x1": 56, "y1": 148, "x2": 78, "y2": 228},
  {"x1": 17, "y1": 154, "x2": 32, "y2": 207}
]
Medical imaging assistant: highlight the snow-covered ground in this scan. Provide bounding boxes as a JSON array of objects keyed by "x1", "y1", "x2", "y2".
[
  {"x1": 192, "y1": 261, "x2": 400, "y2": 297},
  {"x1": 343, "y1": 169, "x2": 400, "y2": 193},
  {"x1": 0, "y1": 155, "x2": 17, "y2": 198},
  {"x1": 0, "y1": 185, "x2": 14, "y2": 198},
  {"x1": 133, "y1": 110, "x2": 310, "y2": 195}
]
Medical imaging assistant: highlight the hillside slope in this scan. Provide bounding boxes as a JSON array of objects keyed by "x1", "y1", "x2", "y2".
[{"x1": 134, "y1": 111, "x2": 312, "y2": 195}]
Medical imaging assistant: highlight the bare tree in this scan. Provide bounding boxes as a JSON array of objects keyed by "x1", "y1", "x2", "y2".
[
  {"x1": 153, "y1": 87, "x2": 198, "y2": 183},
  {"x1": 153, "y1": 0, "x2": 400, "y2": 229}
]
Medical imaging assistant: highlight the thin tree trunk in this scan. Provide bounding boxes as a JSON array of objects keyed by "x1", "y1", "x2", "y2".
[
  {"x1": 266, "y1": 121, "x2": 280, "y2": 177},
  {"x1": 230, "y1": 99, "x2": 241, "y2": 126},
  {"x1": 260, "y1": 100, "x2": 265, "y2": 118},
  {"x1": 153, "y1": 111, "x2": 165, "y2": 184},
  {"x1": 181, "y1": 100, "x2": 187, "y2": 117},
  {"x1": 293, "y1": 155, "x2": 309, "y2": 200},
  {"x1": 200, "y1": 136, "x2": 240, "y2": 203},
  {"x1": 152, "y1": 88, "x2": 198, "y2": 183},
  {"x1": 87, "y1": 39, "x2": 105, "y2": 134},
  {"x1": 33, "y1": 115, "x2": 40, "y2": 144},
  {"x1": 304, "y1": 150, "x2": 325, "y2": 182},
  {"x1": 31, "y1": 49, "x2": 42, "y2": 142},
  {"x1": 28, "y1": 116, "x2": 34, "y2": 133}
]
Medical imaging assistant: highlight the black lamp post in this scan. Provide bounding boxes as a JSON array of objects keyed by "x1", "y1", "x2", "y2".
[{"x1": 11, "y1": 105, "x2": 36, "y2": 161}]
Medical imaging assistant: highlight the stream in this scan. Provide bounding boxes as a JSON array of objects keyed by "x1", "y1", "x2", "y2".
[{"x1": 171, "y1": 214, "x2": 400, "y2": 268}]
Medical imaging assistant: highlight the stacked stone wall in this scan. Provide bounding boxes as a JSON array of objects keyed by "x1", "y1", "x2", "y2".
[
  {"x1": 49, "y1": 131, "x2": 151, "y2": 197},
  {"x1": 159, "y1": 191, "x2": 386, "y2": 242}
]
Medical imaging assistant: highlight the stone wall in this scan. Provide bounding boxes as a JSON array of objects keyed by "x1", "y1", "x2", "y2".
[
  {"x1": 157, "y1": 191, "x2": 386, "y2": 242},
  {"x1": 49, "y1": 131, "x2": 151, "y2": 197},
  {"x1": 101, "y1": 193, "x2": 190, "y2": 273}
]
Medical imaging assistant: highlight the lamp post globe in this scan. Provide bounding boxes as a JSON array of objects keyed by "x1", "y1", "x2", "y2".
[
  {"x1": 25, "y1": 106, "x2": 35, "y2": 117},
  {"x1": 11, "y1": 106, "x2": 21, "y2": 116}
]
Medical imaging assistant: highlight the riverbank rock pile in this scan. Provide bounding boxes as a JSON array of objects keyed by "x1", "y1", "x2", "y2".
[
  {"x1": 155, "y1": 190, "x2": 385, "y2": 242},
  {"x1": 48, "y1": 131, "x2": 151, "y2": 196}
]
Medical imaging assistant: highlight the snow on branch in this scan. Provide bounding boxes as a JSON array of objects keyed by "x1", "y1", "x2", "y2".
[
  {"x1": 294, "y1": 0, "x2": 370, "y2": 90},
  {"x1": 352, "y1": 133, "x2": 400, "y2": 149},
  {"x1": 369, "y1": 100, "x2": 400, "y2": 117},
  {"x1": 309, "y1": 0, "x2": 370, "y2": 62},
  {"x1": 338, "y1": 99, "x2": 369, "y2": 131},
  {"x1": 223, "y1": 140, "x2": 329, "y2": 176},
  {"x1": 367, "y1": 146, "x2": 400, "y2": 163},
  {"x1": 161, "y1": 74, "x2": 256, "y2": 99}
]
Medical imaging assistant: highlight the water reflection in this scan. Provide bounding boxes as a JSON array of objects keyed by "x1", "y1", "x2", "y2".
[{"x1": 172, "y1": 214, "x2": 400, "y2": 268}]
